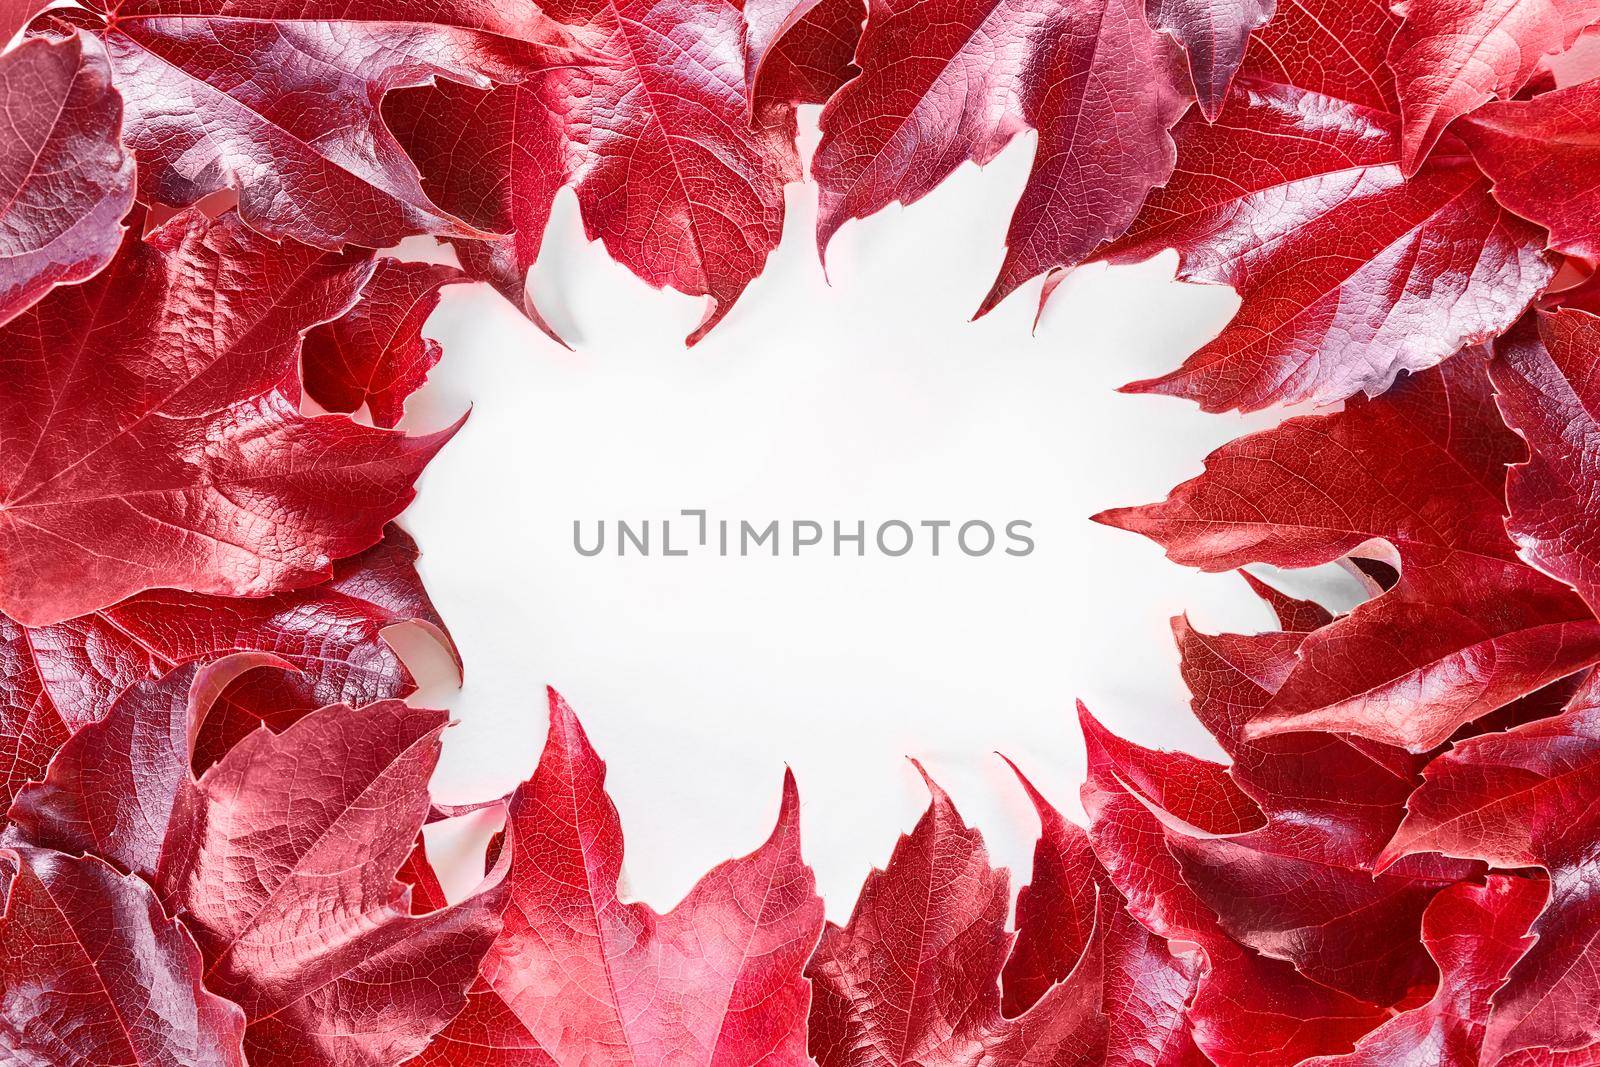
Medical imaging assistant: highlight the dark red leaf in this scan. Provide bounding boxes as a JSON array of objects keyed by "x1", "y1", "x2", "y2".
[
  {"x1": 302, "y1": 258, "x2": 465, "y2": 428},
  {"x1": 1093, "y1": 0, "x2": 1554, "y2": 412},
  {"x1": 744, "y1": 0, "x2": 863, "y2": 108},
  {"x1": 1099, "y1": 352, "x2": 1600, "y2": 752},
  {"x1": 399, "y1": 834, "x2": 453, "y2": 915},
  {"x1": 1301, "y1": 874, "x2": 1549, "y2": 1066},
  {"x1": 1239, "y1": 570, "x2": 1334, "y2": 633},
  {"x1": 394, "y1": 0, "x2": 800, "y2": 345},
  {"x1": 1080, "y1": 719, "x2": 1391, "y2": 1065},
  {"x1": 414, "y1": 689, "x2": 823, "y2": 1066},
  {"x1": 1382, "y1": 672, "x2": 1600, "y2": 1061},
  {"x1": 57, "y1": 0, "x2": 579, "y2": 249},
  {"x1": 1080, "y1": 704, "x2": 1450, "y2": 1006},
  {"x1": 815, "y1": 0, "x2": 1189, "y2": 314},
  {"x1": 0, "y1": 31, "x2": 132, "y2": 327},
  {"x1": 0, "y1": 210, "x2": 460, "y2": 628},
  {"x1": 159, "y1": 698, "x2": 505, "y2": 1066},
  {"x1": 1145, "y1": 0, "x2": 1274, "y2": 119},
  {"x1": 1462, "y1": 78, "x2": 1600, "y2": 262},
  {"x1": 1388, "y1": 0, "x2": 1600, "y2": 176},
  {"x1": 0, "y1": 846, "x2": 247, "y2": 1066},
  {"x1": 1492, "y1": 308, "x2": 1600, "y2": 618}
]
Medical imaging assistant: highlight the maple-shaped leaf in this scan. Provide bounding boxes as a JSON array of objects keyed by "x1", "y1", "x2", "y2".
[
  {"x1": 743, "y1": 0, "x2": 864, "y2": 109},
  {"x1": 1099, "y1": 351, "x2": 1600, "y2": 751},
  {"x1": 814, "y1": 0, "x2": 1190, "y2": 313},
  {"x1": 0, "y1": 31, "x2": 132, "y2": 328},
  {"x1": 1300, "y1": 874, "x2": 1548, "y2": 1066},
  {"x1": 1380, "y1": 671, "x2": 1600, "y2": 1061},
  {"x1": 807, "y1": 759, "x2": 1199, "y2": 1066},
  {"x1": 41, "y1": 0, "x2": 580, "y2": 250},
  {"x1": 155, "y1": 698, "x2": 505, "y2": 1066},
  {"x1": 0, "y1": 524, "x2": 455, "y2": 820},
  {"x1": 392, "y1": 0, "x2": 800, "y2": 346},
  {"x1": 1388, "y1": 0, "x2": 1600, "y2": 176},
  {"x1": 0, "y1": 210, "x2": 461, "y2": 628},
  {"x1": 0, "y1": 845, "x2": 247, "y2": 1066},
  {"x1": 302, "y1": 258, "x2": 465, "y2": 428},
  {"x1": 412, "y1": 688, "x2": 823, "y2": 1066},
  {"x1": 1460, "y1": 78, "x2": 1600, "y2": 262},
  {"x1": 1078, "y1": 717, "x2": 1391, "y2": 1065},
  {"x1": 1079, "y1": 704, "x2": 1455, "y2": 1006},
  {"x1": 1492, "y1": 309, "x2": 1600, "y2": 619},
  {"x1": 1146, "y1": 0, "x2": 1274, "y2": 119},
  {"x1": 1091, "y1": 0, "x2": 1555, "y2": 412}
]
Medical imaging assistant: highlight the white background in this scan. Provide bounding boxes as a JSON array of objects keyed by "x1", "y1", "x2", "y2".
[{"x1": 393, "y1": 114, "x2": 1358, "y2": 917}]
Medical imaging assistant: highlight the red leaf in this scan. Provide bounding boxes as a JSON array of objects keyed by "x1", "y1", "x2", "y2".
[
  {"x1": 1493, "y1": 309, "x2": 1600, "y2": 619},
  {"x1": 414, "y1": 689, "x2": 824, "y2": 1066},
  {"x1": 1099, "y1": 352, "x2": 1600, "y2": 751},
  {"x1": 1381, "y1": 672, "x2": 1600, "y2": 1061},
  {"x1": 0, "y1": 524, "x2": 454, "y2": 818},
  {"x1": 1388, "y1": 0, "x2": 1600, "y2": 176},
  {"x1": 54, "y1": 0, "x2": 578, "y2": 249},
  {"x1": 744, "y1": 0, "x2": 864, "y2": 109},
  {"x1": 1080, "y1": 704, "x2": 1451, "y2": 1006},
  {"x1": 807, "y1": 759, "x2": 1197, "y2": 1066},
  {"x1": 1300, "y1": 874, "x2": 1549, "y2": 1067},
  {"x1": 814, "y1": 0, "x2": 1189, "y2": 313},
  {"x1": 0, "y1": 32, "x2": 132, "y2": 327},
  {"x1": 1094, "y1": 0, "x2": 1555, "y2": 412},
  {"x1": 0, "y1": 211, "x2": 460, "y2": 628},
  {"x1": 0, "y1": 846, "x2": 247, "y2": 1066},
  {"x1": 1145, "y1": 0, "x2": 1275, "y2": 119},
  {"x1": 158, "y1": 698, "x2": 505, "y2": 1065},
  {"x1": 394, "y1": 0, "x2": 801, "y2": 345},
  {"x1": 7, "y1": 656, "x2": 283, "y2": 877},
  {"x1": 1462, "y1": 78, "x2": 1600, "y2": 262},
  {"x1": 1080, "y1": 722, "x2": 1391, "y2": 1065},
  {"x1": 302, "y1": 258, "x2": 465, "y2": 428}
]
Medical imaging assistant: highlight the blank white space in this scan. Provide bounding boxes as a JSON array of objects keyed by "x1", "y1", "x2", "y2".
[{"x1": 399, "y1": 114, "x2": 1313, "y2": 917}]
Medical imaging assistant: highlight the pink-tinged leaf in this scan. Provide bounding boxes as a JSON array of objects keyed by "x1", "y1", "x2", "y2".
[
  {"x1": 1079, "y1": 704, "x2": 1451, "y2": 1006},
  {"x1": 814, "y1": 0, "x2": 1189, "y2": 314},
  {"x1": 0, "y1": 210, "x2": 462, "y2": 628},
  {"x1": 1462, "y1": 78, "x2": 1600, "y2": 262},
  {"x1": 302, "y1": 259, "x2": 465, "y2": 428},
  {"x1": 744, "y1": 0, "x2": 863, "y2": 108},
  {"x1": 0, "y1": 32, "x2": 132, "y2": 327},
  {"x1": 47, "y1": 0, "x2": 579, "y2": 250},
  {"x1": 399, "y1": 834, "x2": 452, "y2": 915},
  {"x1": 0, "y1": 524, "x2": 454, "y2": 817},
  {"x1": 1099, "y1": 352, "x2": 1600, "y2": 752},
  {"x1": 0, "y1": 846, "x2": 247, "y2": 1066},
  {"x1": 806, "y1": 766, "x2": 1012, "y2": 1066},
  {"x1": 7, "y1": 656, "x2": 285, "y2": 876},
  {"x1": 1388, "y1": 0, "x2": 1600, "y2": 176},
  {"x1": 1302, "y1": 874, "x2": 1548, "y2": 1067},
  {"x1": 415, "y1": 689, "x2": 823, "y2": 1066},
  {"x1": 1146, "y1": 0, "x2": 1274, "y2": 119},
  {"x1": 1493, "y1": 309, "x2": 1600, "y2": 618},
  {"x1": 1381, "y1": 672, "x2": 1600, "y2": 1061},
  {"x1": 395, "y1": 0, "x2": 800, "y2": 345},
  {"x1": 157, "y1": 698, "x2": 506, "y2": 1066},
  {"x1": 1079, "y1": 718, "x2": 1390, "y2": 1065},
  {"x1": 1093, "y1": 0, "x2": 1555, "y2": 412}
]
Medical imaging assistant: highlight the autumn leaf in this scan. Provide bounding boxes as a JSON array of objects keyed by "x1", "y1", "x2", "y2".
[
  {"x1": 1099, "y1": 351, "x2": 1600, "y2": 751},
  {"x1": 0, "y1": 31, "x2": 132, "y2": 327},
  {"x1": 0, "y1": 210, "x2": 460, "y2": 628},
  {"x1": 302, "y1": 258, "x2": 465, "y2": 428},
  {"x1": 0, "y1": 845, "x2": 247, "y2": 1066},
  {"x1": 1388, "y1": 0, "x2": 1600, "y2": 176},
  {"x1": 1092, "y1": 0, "x2": 1555, "y2": 412},
  {"x1": 39, "y1": 0, "x2": 580, "y2": 249},
  {"x1": 1145, "y1": 0, "x2": 1274, "y2": 119},
  {"x1": 743, "y1": 0, "x2": 864, "y2": 109},
  {"x1": 413, "y1": 689, "x2": 824, "y2": 1066}
]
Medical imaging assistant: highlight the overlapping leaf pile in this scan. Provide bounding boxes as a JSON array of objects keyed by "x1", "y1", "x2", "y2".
[{"x1": 6, "y1": 0, "x2": 1600, "y2": 1063}]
